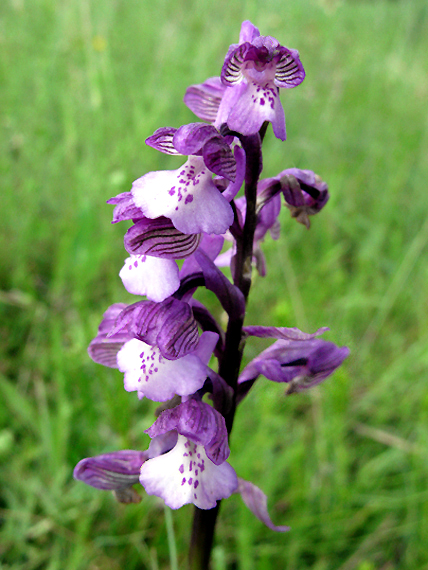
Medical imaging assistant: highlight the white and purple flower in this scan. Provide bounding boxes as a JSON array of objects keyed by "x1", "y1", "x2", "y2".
[
  {"x1": 184, "y1": 21, "x2": 305, "y2": 140},
  {"x1": 131, "y1": 123, "x2": 242, "y2": 235},
  {"x1": 140, "y1": 399, "x2": 238, "y2": 509}
]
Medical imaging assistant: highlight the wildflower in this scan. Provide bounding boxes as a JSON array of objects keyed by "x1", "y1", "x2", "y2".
[
  {"x1": 185, "y1": 21, "x2": 305, "y2": 140},
  {"x1": 280, "y1": 168, "x2": 329, "y2": 228},
  {"x1": 131, "y1": 123, "x2": 241, "y2": 235},
  {"x1": 140, "y1": 399, "x2": 238, "y2": 509},
  {"x1": 239, "y1": 335, "x2": 349, "y2": 395}
]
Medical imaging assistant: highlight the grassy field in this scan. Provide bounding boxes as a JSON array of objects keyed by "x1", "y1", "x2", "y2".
[{"x1": 1, "y1": 0, "x2": 428, "y2": 568}]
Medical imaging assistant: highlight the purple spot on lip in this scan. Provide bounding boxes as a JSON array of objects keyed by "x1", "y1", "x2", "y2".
[
  {"x1": 179, "y1": 464, "x2": 184, "y2": 474},
  {"x1": 194, "y1": 480, "x2": 199, "y2": 489},
  {"x1": 181, "y1": 477, "x2": 186, "y2": 485},
  {"x1": 260, "y1": 98, "x2": 265, "y2": 105},
  {"x1": 185, "y1": 195, "x2": 193, "y2": 204},
  {"x1": 134, "y1": 260, "x2": 138, "y2": 267}
]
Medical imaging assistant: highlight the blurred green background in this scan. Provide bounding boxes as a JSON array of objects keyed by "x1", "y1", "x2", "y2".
[{"x1": 1, "y1": 0, "x2": 428, "y2": 568}]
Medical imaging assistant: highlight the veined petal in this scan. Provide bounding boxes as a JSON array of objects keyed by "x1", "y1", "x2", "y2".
[
  {"x1": 117, "y1": 335, "x2": 212, "y2": 401},
  {"x1": 140, "y1": 434, "x2": 238, "y2": 509},
  {"x1": 74, "y1": 450, "x2": 148, "y2": 490},
  {"x1": 243, "y1": 325, "x2": 328, "y2": 340},
  {"x1": 202, "y1": 137, "x2": 236, "y2": 181},
  {"x1": 107, "y1": 192, "x2": 145, "y2": 224},
  {"x1": 124, "y1": 218, "x2": 201, "y2": 259},
  {"x1": 109, "y1": 298, "x2": 199, "y2": 360},
  {"x1": 221, "y1": 42, "x2": 251, "y2": 86},
  {"x1": 173, "y1": 123, "x2": 221, "y2": 156},
  {"x1": 183, "y1": 77, "x2": 226, "y2": 122},
  {"x1": 221, "y1": 145, "x2": 246, "y2": 201},
  {"x1": 119, "y1": 255, "x2": 180, "y2": 302},
  {"x1": 131, "y1": 157, "x2": 233, "y2": 235},
  {"x1": 238, "y1": 339, "x2": 349, "y2": 388},
  {"x1": 274, "y1": 47, "x2": 305, "y2": 88},
  {"x1": 145, "y1": 127, "x2": 179, "y2": 155},
  {"x1": 88, "y1": 303, "x2": 131, "y2": 368}
]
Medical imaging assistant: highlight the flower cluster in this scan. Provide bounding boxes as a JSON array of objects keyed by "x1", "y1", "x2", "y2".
[{"x1": 74, "y1": 21, "x2": 348, "y2": 536}]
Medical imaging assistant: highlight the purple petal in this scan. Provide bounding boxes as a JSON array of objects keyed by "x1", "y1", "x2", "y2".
[
  {"x1": 202, "y1": 137, "x2": 236, "y2": 181},
  {"x1": 146, "y1": 127, "x2": 179, "y2": 155},
  {"x1": 274, "y1": 47, "x2": 305, "y2": 88},
  {"x1": 254, "y1": 194, "x2": 282, "y2": 242},
  {"x1": 173, "y1": 123, "x2": 220, "y2": 156},
  {"x1": 146, "y1": 399, "x2": 230, "y2": 465},
  {"x1": 222, "y1": 145, "x2": 246, "y2": 201},
  {"x1": 221, "y1": 43, "x2": 251, "y2": 86},
  {"x1": 107, "y1": 192, "x2": 144, "y2": 224},
  {"x1": 88, "y1": 303, "x2": 132, "y2": 368},
  {"x1": 183, "y1": 77, "x2": 226, "y2": 122},
  {"x1": 74, "y1": 450, "x2": 148, "y2": 490},
  {"x1": 243, "y1": 325, "x2": 328, "y2": 340},
  {"x1": 124, "y1": 218, "x2": 201, "y2": 259},
  {"x1": 237, "y1": 479, "x2": 290, "y2": 532},
  {"x1": 109, "y1": 298, "x2": 199, "y2": 360},
  {"x1": 280, "y1": 169, "x2": 330, "y2": 228}
]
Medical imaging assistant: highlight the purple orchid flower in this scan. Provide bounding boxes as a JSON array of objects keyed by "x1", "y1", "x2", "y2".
[
  {"x1": 117, "y1": 330, "x2": 218, "y2": 402},
  {"x1": 280, "y1": 168, "x2": 330, "y2": 228},
  {"x1": 140, "y1": 399, "x2": 238, "y2": 509},
  {"x1": 238, "y1": 336, "x2": 349, "y2": 395},
  {"x1": 88, "y1": 303, "x2": 132, "y2": 368},
  {"x1": 73, "y1": 450, "x2": 148, "y2": 503},
  {"x1": 74, "y1": 450, "x2": 148, "y2": 490},
  {"x1": 184, "y1": 21, "x2": 305, "y2": 140},
  {"x1": 252, "y1": 168, "x2": 329, "y2": 229},
  {"x1": 94, "y1": 298, "x2": 219, "y2": 402},
  {"x1": 130, "y1": 123, "x2": 242, "y2": 235}
]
